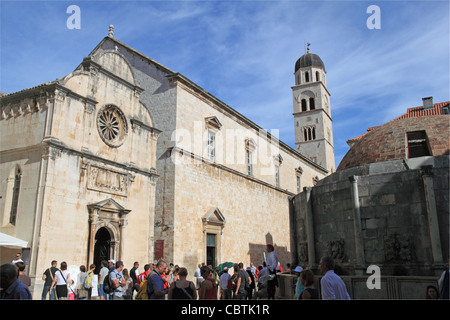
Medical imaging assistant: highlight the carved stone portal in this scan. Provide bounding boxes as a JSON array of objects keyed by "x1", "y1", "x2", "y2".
[{"x1": 87, "y1": 198, "x2": 131, "y2": 266}]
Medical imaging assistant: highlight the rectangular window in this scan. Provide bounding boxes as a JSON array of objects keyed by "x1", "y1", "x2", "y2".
[
  {"x1": 246, "y1": 149, "x2": 253, "y2": 176},
  {"x1": 443, "y1": 105, "x2": 449, "y2": 114},
  {"x1": 407, "y1": 131, "x2": 431, "y2": 158},
  {"x1": 297, "y1": 175, "x2": 301, "y2": 193},
  {"x1": 10, "y1": 170, "x2": 21, "y2": 225},
  {"x1": 208, "y1": 131, "x2": 215, "y2": 161},
  {"x1": 206, "y1": 233, "x2": 216, "y2": 268}
]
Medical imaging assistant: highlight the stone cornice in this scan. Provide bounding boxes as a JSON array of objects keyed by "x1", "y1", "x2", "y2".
[
  {"x1": 167, "y1": 74, "x2": 328, "y2": 175},
  {"x1": 0, "y1": 137, "x2": 159, "y2": 179}
]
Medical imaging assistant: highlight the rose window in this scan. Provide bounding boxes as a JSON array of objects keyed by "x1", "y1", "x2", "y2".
[{"x1": 97, "y1": 105, "x2": 127, "y2": 147}]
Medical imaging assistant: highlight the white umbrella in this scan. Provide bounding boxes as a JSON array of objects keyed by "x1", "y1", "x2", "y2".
[{"x1": 0, "y1": 232, "x2": 28, "y2": 249}]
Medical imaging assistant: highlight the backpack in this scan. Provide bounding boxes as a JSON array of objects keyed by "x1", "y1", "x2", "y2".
[
  {"x1": 135, "y1": 277, "x2": 149, "y2": 300},
  {"x1": 135, "y1": 271, "x2": 157, "y2": 300},
  {"x1": 103, "y1": 270, "x2": 114, "y2": 294},
  {"x1": 83, "y1": 271, "x2": 93, "y2": 289}
]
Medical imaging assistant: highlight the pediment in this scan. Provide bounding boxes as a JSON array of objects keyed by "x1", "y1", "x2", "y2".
[
  {"x1": 202, "y1": 207, "x2": 225, "y2": 226},
  {"x1": 245, "y1": 138, "x2": 257, "y2": 151},
  {"x1": 205, "y1": 116, "x2": 222, "y2": 130},
  {"x1": 87, "y1": 198, "x2": 130, "y2": 214},
  {"x1": 274, "y1": 154, "x2": 283, "y2": 165}
]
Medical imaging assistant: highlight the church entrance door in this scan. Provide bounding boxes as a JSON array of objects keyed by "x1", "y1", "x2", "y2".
[
  {"x1": 94, "y1": 228, "x2": 111, "y2": 273},
  {"x1": 93, "y1": 227, "x2": 111, "y2": 273},
  {"x1": 87, "y1": 198, "x2": 130, "y2": 271}
]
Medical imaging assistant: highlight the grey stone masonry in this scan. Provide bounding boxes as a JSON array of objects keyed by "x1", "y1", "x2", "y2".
[{"x1": 291, "y1": 155, "x2": 449, "y2": 277}]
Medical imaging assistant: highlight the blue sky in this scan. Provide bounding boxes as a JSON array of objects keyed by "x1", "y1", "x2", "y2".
[{"x1": 1, "y1": 0, "x2": 449, "y2": 167}]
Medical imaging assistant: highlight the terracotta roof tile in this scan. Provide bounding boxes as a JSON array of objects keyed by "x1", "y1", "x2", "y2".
[
  {"x1": 347, "y1": 101, "x2": 449, "y2": 144},
  {"x1": 393, "y1": 101, "x2": 449, "y2": 120},
  {"x1": 338, "y1": 100, "x2": 449, "y2": 171}
]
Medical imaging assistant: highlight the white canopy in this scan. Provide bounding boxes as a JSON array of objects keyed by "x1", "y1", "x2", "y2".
[{"x1": 0, "y1": 232, "x2": 28, "y2": 249}]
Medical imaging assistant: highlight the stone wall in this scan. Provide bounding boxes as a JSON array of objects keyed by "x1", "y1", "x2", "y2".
[
  {"x1": 338, "y1": 116, "x2": 449, "y2": 171},
  {"x1": 291, "y1": 155, "x2": 449, "y2": 276},
  {"x1": 171, "y1": 148, "x2": 293, "y2": 276},
  {"x1": 276, "y1": 273, "x2": 440, "y2": 299}
]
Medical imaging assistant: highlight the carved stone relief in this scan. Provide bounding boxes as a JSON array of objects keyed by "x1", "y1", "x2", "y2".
[
  {"x1": 298, "y1": 242, "x2": 308, "y2": 263},
  {"x1": 384, "y1": 233, "x2": 412, "y2": 263},
  {"x1": 86, "y1": 164, "x2": 129, "y2": 197},
  {"x1": 327, "y1": 239, "x2": 347, "y2": 262}
]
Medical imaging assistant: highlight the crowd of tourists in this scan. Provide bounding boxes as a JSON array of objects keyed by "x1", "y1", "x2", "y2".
[{"x1": 1, "y1": 246, "x2": 449, "y2": 300}]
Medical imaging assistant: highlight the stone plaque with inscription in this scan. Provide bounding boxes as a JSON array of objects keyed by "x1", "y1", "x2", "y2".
[{"x1": 87, "y1": 165, "x2": 128, "y2": 196}]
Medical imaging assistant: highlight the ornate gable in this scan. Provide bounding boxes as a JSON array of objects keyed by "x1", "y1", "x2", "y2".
[
  {"x1": 202, "y1": 207, "x2": 225, "y2": 227},
  {"x1": 205, "y1": 116, "x2": 223, "y2": 130},
  {"x1": 87, "y1": 198, "x2": 130, "y2": 215}
]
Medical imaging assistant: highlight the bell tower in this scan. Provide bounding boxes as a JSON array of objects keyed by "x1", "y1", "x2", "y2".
[{"x1": 292, "y1": 44, "x2": 335, "y2": 172}]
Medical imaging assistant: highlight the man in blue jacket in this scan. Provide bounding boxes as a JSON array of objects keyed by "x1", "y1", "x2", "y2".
[
  {"x1": 147, "y1": 260, "x2": 168, "y2": 299},
  {"x1": 1, "y1": 263, "x2": 32, "y2": 299}
]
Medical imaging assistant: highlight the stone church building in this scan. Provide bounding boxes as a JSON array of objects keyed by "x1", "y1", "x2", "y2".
[{"x1": 0, "y1": 29, "x2": 334, "y2": 297}]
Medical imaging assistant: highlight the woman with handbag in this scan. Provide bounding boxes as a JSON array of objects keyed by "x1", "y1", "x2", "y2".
[
  {"x1": 76, "y1": 265, "x2": 89, "y2": 300},
  {"x1": 50, "y1": 261, "x2": 74, "y2": 300}
]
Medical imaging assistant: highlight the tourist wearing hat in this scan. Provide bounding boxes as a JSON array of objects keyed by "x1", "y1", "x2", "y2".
[
  {"x1": 108, "y1": 259, "x2": 116, "y2": 271},
  {"x1": 293, "y1": 266, "x2": 304, "y2": 299}
]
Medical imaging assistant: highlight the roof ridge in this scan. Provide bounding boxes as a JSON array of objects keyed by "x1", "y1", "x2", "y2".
[
  {"x1": 347, "y1": 100, "x2": 449, "y2": 143},
  {"x1": 392, "y1": 100, "x2": 449, "y2": 121}
]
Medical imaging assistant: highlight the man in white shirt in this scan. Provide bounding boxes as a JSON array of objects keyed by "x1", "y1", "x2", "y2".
[
  {"x1": 266, "y1": 244, "x2": 278, "y2": 299},
  {"x1": 12, "y1": 253, "x2": 23, "y2": 264},
  {"x1": 249, "y1": 262, "x2": 257, "y2": 277},
  {"x1": 319, "y1": 256, "x2": 351, "y2": 300},
  {"x1": 194, "y1": 263, "x2": 204, "y2": 289},
  {"x1": 98, "y1": 260, "x2": 109, "y2": 300},
  {"x1": 266, "y1": 245, "x2": 278, "y2": 273}
]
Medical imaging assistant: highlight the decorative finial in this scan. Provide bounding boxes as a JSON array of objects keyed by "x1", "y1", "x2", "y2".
[
  {"x1": 307, "y1": 42, "x2": 311, "y2": 53},
  {"x1": 108, "y1": 25, "x2": 114, "y2": 38}
]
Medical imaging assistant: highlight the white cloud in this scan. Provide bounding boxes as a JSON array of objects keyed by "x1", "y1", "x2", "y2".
[{"x1": 1, "y1": 1, "x2": 448, "y2": 167}]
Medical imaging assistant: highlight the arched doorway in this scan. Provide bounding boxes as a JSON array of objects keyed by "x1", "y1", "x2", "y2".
[
  {"x1": 87, "y1": 198, "x2": 130, "y2": 272},
  {"x1": 93, "y1": 227, "x2": 111, "y2": 273}
]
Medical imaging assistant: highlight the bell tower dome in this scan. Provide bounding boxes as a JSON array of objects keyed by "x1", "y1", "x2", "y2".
[{"x1": 292, "y1": 44, "x2": 335, "y2": 173}]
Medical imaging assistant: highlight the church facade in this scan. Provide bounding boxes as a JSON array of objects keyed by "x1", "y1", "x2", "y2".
[{"x1": 0, "y1": 30, "x2": 333, "y2": 297}]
